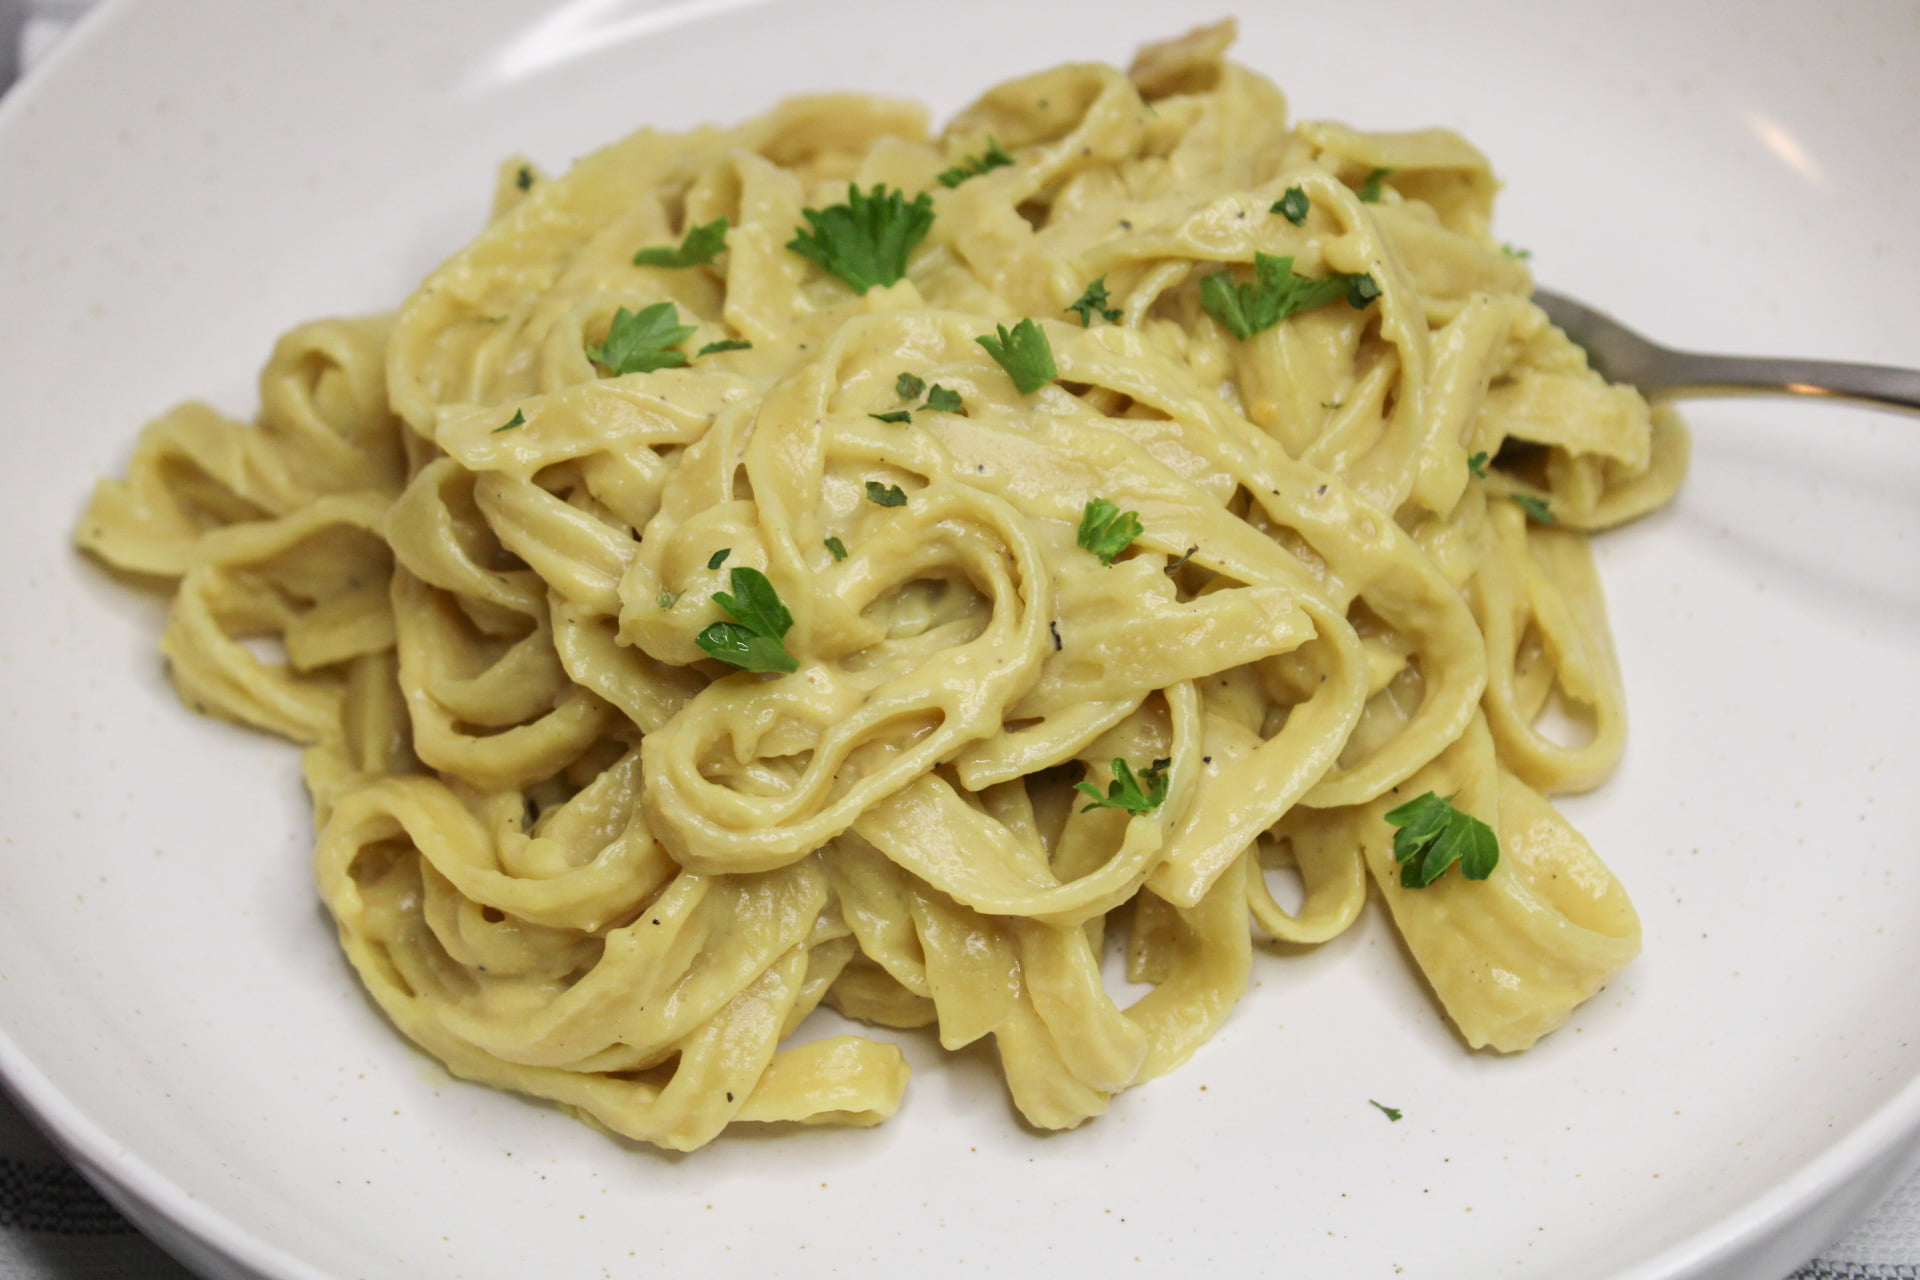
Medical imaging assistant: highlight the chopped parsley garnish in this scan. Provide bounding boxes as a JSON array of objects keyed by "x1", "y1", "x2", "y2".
[
  {"x1": 632, "y1": 216, "x2": 729, "y2": 268},
  {"x1": 937, "y1": 137, "x2": 1014, "y2": 188},
  {"x1": 698, "y1": 339, "x2": 752, "y2": 356},
  {"x1": 1467, "y1": 451, "x2": 1490, "y2": 478},
  {"x1": 492, "y1": 409, "x2": 526, "y2": 434},
  {"x1": 707, "y1": 548, "x2": 731, "y2": 570},
  {"x1": 1512, "y1": 494, "x2": 1555, "y2": 524},
  {"x1": 1199, "y1": 253, "x2": 1378, "y2": 340},
  {"x1": 923, "y1": 384, "x2": 964, "y2": 414},
  {"x1": 1077, "y1": 498, "x2": 1143, "y2": 565},
  {"x1": 1369, "y1": 1100, "x2": 1403, "y2": 1122},
  {"x1": 824, "y1": 536, "x2": 848, "y2": 561},
  {"x1": 514, "y1": 165, "x2": 534, "y2": 192},
  {"x1": 1272, "y1": 186, "x2": 1310, "y2": 225},
  {"x1": 694, "y1": 567, "x2": 798, "y2": 673},
  {"x1": 976, "y1": 318, "x2": 1056, "y2": 394},
  {"x1": 865, "y1": 480, "x2": 908, "y2": 507},
  {"x1": 1164, "y1": 546, "x2": 1197, "y2": 575},
  {"x1": 1384, "y1": 791, "x2": 1499, "y2": 889},
  {"x1": 1357, "y1": 167, "x2": 1392, "y2": 202},
  {"x1": 656, "y1": 590, "x2": 681, "y2": 610},
  {"x1": 788, "y1": 184, "x2": 934, "y2": 294},
  {"x1": 1067, "y1": 277, "x2": 1123, "y2": 326},
  {"x1": 1502, "y1": 243, "x2": 1532, "y2": 260},
  {"x1": 874, "y1": 377, "x2": 963, "y2": 423},
  {"x1": 587, "y1": 302, "x2": 696, "y2": 374},
  {"x1": 1075, "y1": 757, "x2": 1170, "y2": 815}
]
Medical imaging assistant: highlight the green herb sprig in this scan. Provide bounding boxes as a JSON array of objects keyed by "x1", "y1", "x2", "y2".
[
  {"x1": 865, "y1": 481, "x2": 908, "y2": 507},
  {"x1": 587, "y1": 302, "x2": 697, "y2": 374},
  {"x1": 1075, "y1": 757, "x2": 1171, "y2": 815},
  {"x1": 633, "y1": 217, "x2": 729, "y2": 268},
  {"x1": 937, "y1": 137, "x2": 1014, "y2": 188},
  {"x1": 1512, "y1": 494, "x2": 1555, "y2": 523},
  {"x1": 1384, "y1": 791, "x2": 1499, "y2": 888},
  {"x1": 976, "y1": 318, "x2": 1056, "y2": 394},
  {"x1": 694, "y1": 567, "x2": 798, "y2": 674},
  {"x1": 923, "y1": 384, "x2": 965, "y2": 414},
  {"x1": 1077, "y1": 498, "x2": 1143, "y2": 565},
  {"x1": 1068, "y1": 278, "x2": 1122, "y2": 326},
  {"x1": 1272, "y1": 186, "x2": 1310, "y2": 225},
  {"x1": 1199, "y1": 253, "x2": 1378, "y2": 340},
  {"x1": 789, "y1": 184, "x2": 935, "y2": 294},
  {"x1": 875, "y1": 374, "x2": 966, "y2": 424}
]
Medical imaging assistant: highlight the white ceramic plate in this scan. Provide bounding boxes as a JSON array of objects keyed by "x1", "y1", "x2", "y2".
[{"x1": 2, "y1": 2, "x2": 1917, "y2": 1277}]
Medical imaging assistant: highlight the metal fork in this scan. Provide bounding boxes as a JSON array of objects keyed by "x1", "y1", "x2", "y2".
[{"x1": 1532, "y1": 288, "x2": 1920, "y2": 411}]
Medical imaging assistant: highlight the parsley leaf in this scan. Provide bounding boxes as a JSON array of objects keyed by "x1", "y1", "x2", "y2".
[
  {"x1": 937, "y1": 137, "x2": 1014, "y2": 188},
  {"x1": 788, "y1": 184, "x2": 935, "y2": 294},
  {"x1": 587, "y1": 302, "x2": 697, "y2": 374},
  {"x1": 632, "y1": 216, "x2": 729, "y2": 268},
  {"x1": 865, "y1": 480, "x2": 907, "y2": 507},
  {"x1": 1067, "y1": 277, "x2": 1123, "y2": 326},
  {"x1": 1501, "y1": 243, "x2": 1532, "y2": 260},
  {"x1": 1369, "y1": 1100, "x2": 1403, "y2": 1122},
  {"x1": 707, "y1": 548, "x2": 731, "y2": 570},
  {"x1": 824, "y1": 536, "x2": 848, "y2": 562},
  {"x1": 1358, "y1": 167, "x2": 1392, "y2": 202},
  {"x1": 1384, "y1": 791, "x2": 1500, "y2": 888},
  {"x1": 923, "y1": 384, "x2": 964, "y2": 414},
  {"x1": 514, "y1": 165, "x2": 534, "y2": 192},
  {"x1": 656, "y1": 589, "x2": 681, "y2": 609},
  {"x1": 695, "y1": 566, "x2": 798, "y2": 673},
  {"x1": 1346, "y1": 273, "x2": 1383, "y2": 308},
  {"x1": 698, "y1": 339, "x2": 752, "y2": 355},
  {"x1": 976, "y1": 318, "x2": 1056, "y2": 394},
  {"x1": 1467, "y1": 451, "x2": 1490, "y2": 478},
  {"x1": 492, "y1": 409, "x2": 526, "y2": 434},
  {"x1": 896, "y1": 372, "x2": 927, "y2": 401},
  {"x1": 1512, "y1": 494, "x2": 1555, "y2": 524},
  {"x1": 1077, "y1": 498, "x2": 1143, "y2": 565},
  {"x1": 1199, "y1": 253, "x2": 1377, "y2": 340},
  {"x1": 870, "y1": 410, "x2": 912, "y2": 425},
  {"x1": 1075, "y1": 757, "x2": 1171, "y2": 815},
  {"x1": 1272, "y1": 186, "x2": 1310, "y2": 225}
]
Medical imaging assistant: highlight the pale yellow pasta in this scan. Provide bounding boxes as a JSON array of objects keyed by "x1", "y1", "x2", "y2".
[{"x1": 77, "y1": 21, "x2": 1685, "y2": 1151}]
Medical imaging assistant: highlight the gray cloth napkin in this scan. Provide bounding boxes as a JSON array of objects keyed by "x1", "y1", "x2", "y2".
[{"x1": 3, "y1": 7, "x2": 1918, "y2": 1279}]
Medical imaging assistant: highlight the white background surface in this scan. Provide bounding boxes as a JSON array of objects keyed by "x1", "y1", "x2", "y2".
[{"x1": 1, "y1": 3, "x2": 1917, "y2": 1279}]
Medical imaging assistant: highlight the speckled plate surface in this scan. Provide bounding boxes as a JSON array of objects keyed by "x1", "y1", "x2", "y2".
[{"x1": 1, "y1": 2, "x2": 1917, "y2": 1277}]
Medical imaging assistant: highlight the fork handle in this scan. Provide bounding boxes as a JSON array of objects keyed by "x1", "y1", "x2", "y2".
[{"x1": 1653, "y1": 352, "x2": 1920, "y2": 411}]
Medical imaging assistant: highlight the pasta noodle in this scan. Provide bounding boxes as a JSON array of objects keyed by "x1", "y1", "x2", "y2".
[{"x1": 77, "y1": 21, "x2": 1686, "y2": 1152}]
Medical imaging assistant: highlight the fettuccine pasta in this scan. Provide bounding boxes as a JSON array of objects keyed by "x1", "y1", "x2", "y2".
[{"x1": 78, "y1": 21, "x2": 1684, "y2": 1151}]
